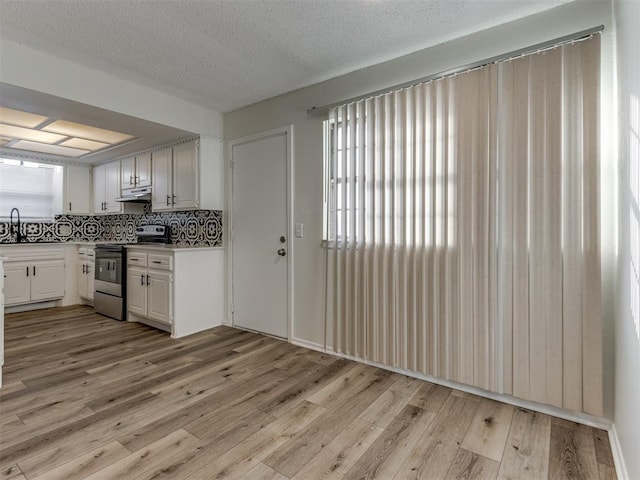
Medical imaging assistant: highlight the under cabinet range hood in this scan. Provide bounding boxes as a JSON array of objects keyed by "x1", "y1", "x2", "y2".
[{"x1": 116, "y1": 186, "x2": 152, "y2": 202}]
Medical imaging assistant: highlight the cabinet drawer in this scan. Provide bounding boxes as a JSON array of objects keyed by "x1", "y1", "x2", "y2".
[
  {"x1": 78, "y1": 247, "x2": 95, "y2": 259},
  {"x1": 128, "y1": 252, "x2": 148, "y2": 267},
  {"x1": 148, "y1": 254, "x2": 173, "y2": 271}
]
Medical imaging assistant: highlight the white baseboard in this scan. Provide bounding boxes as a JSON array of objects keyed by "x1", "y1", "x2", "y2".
[
  {"x1": 291, "y1": 337, "x2": 612, "y2": 431},
  {"x1": 291, "y1": 337, "x2": 327, "y2": 352},
  {"x1": 609, "y1": 424, "x2": 629, "y2": 480}
]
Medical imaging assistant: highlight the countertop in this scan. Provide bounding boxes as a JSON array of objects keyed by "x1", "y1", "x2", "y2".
[
  {"x1": 0, "y1": 241, "x2": 97, "y2": 246},
  {"x1": 124, "y1": 244, "x2": 224, "y2": 252},
  {"x1": 0, "y1": 242, "x2": 223, "y2": 251}
]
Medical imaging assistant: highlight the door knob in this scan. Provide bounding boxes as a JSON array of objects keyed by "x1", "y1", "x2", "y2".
[
  {"x1": 277, "y1": 248, "x2": 286, "y2": 257},
  {"x1": 280, "y1": 236, "x2": 286, "y2": 243}
]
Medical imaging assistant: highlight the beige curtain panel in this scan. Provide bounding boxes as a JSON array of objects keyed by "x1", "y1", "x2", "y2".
[{"x1": 326, "y1": 35, "x2": 601, "y2": 416}]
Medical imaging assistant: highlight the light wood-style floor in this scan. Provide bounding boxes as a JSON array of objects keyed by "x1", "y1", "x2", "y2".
[{"x1": 1, "y1": 306, "x2": 616, "y2": 480}]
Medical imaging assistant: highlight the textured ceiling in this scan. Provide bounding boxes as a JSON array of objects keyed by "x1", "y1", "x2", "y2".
[{"x1": 1, "y1": 0, "x2": 573, "y2": 113}]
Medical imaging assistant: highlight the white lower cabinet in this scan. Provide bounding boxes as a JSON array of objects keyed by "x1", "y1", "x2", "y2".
[
  {"x1": 0, "y1": 248, "x2": 65, "y2": 307},
  {"x1": 125, "y1": 246, "x2": 224, "y2": 338},
  {"x1": 78, "y1": 247, "x2": 95, "y2": 301},
  {"x1": 127, "y1": 252, "x2": 173, "y2": 327}
]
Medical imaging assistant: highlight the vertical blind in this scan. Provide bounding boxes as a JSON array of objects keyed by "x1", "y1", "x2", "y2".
[{"x1": 325, "y1": 35, "x2": 602, "y2": 415}]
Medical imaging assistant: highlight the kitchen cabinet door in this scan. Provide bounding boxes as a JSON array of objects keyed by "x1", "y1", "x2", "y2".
[
  {"x1": 3, "y1": 262, "x2": 31, "y2": 306},
  {"x1": 86, "y1": 262, "x2": 95, "y2": 301},
  {"x1": 127, "y1": 267, "x2": 147, "y2": 317},
  {"x1": 121, "y1": 157, "x2": 136, "y2": 190},
  {"x1": 93, "y1": 164, "x2": 107, "y2": 214},
  {"x1": 136, "y1": 153, "x2": 152, "y2": 187},
  {"x1": 65, "y1": 165, "x2": 91, "y2": 214},
  {"x1": 147, "y1": 271, "x2": 172, "y2": 324},
  {"x1": 104, "y1": 161, "x2": 122, "y2": 213},
  {"x1": 172, "y1": 141, "x2": 198, "y2": 210},
  {"x1": 152, "y1": 147, "x2": 172, "y2": 211},
  {"x1": 30, "y1": 260, "x2": 65, "y2": 302},
  {"x1": 78, "y1": 261, "x2": 88, "y2": 299}
]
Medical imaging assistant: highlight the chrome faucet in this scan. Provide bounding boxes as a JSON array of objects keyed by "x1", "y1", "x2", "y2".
[{"x1": 10, "y1": 207, "x2": 23, "y2": 243}]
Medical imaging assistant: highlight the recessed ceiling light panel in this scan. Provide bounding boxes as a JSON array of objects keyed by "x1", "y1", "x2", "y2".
[
  {"x1": 11, "y1": 140, "x2": 89, "y2": 157},
  {"x1": 0, "y1": 123, "x2": 67, "y2": 144},
  {"x1": 0, "y1": 106, "x2": 49, "y2": 128},
  {"x1": 60, "y1": 137, "x2": 110, "y2": 151},
  {"x1": 43, "y1": 120, "x2": 134, "y2": 144}
]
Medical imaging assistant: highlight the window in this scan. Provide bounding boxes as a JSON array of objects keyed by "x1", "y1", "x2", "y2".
[
  {"x1": 0, "y1": 158, "x2": 63, "y2": 221},
  {"x1": 324, "y1": 117, "x2": 364, "y2": 243}
]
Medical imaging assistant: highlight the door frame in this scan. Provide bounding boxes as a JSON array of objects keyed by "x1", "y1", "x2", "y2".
[{"x1": 227, "y1": 125, "x2": 294, "y2": 341}]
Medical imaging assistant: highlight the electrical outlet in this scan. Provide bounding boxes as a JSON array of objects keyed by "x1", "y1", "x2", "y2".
[{"x1": 295, "y1": 223, "x2": 304, "y2": 238}]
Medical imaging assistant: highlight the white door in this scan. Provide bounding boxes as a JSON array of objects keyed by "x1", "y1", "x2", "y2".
[
  {"x1": 65, "y1": 165, "x2": 91, "y2": 214},
  {"x1": 152, "y1": 147, "x2": 172, "y2": 211},
  {"x1": 104, "y1": 161, "x2": 121, "y2": 213},
  {"x1": 93, "y1": 164, "x2": 106, "y2": 214},
  {"x1": 127, "y1": 267, "x2": 147, "y2": 317},
  {"x1": 136, "y1": 153, "x2": 152, "y2": 187},
  {"x1": 121, "y1": 157, "x2": 136, "y2": 189},
  {"x1": 3, "y1": 262, "x2": 31, "y2": 305},
  {"x1": 147, "y1": 271, "x2": 172, "y2": 325},
  {"x1": 232, "y1": 131, "x2": 289, "y2": 338},
  {"x1": 173, "y1": 142, "x2": 198, "y2": 210},
  {"x1": 87, "y1": 262, "x2": 95, "y2": 301},
  {"x1": 30, "y1": 260, "x2": 65, "y2": 301},
  {"x1": 78, "y1": 261, "x2": 88, "y2": 299}
]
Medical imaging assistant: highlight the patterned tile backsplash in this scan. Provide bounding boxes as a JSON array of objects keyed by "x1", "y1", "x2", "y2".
[{"x1": 0, "y1": 206, "x2": 223, "y2": 247}]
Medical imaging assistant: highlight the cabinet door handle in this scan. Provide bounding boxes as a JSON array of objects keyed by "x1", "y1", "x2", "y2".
[
  {"x1": 152, "y1": 260, "x2": 161, "y2": 264},
  {"x1": 130, "y1": 175, "x2": 133, "y2": 185},
  {"x1": 141, "y1": 274, "x2": 144, "y2": 286},
  {"x1": 69, "y1": 202, "x2": 72, "y2": 211},
  {"x1": 26, "y1": 266, "x2": 29, "y2": 277},
  {"x1": 146, "y1": 275, "x2": 150, "y2": 286},
  {"x1": 172, "y1": 195, "x2": 176, "y2": 206},
  {"x1": 33, "y1": 266, "x2": 36, "y2": 276},
  {"x1": 82, "y1": 264, "x2": 85, "y2": 274},
  {"x1": 166, "y1": 195, "x2": 170, "y2": 206}
]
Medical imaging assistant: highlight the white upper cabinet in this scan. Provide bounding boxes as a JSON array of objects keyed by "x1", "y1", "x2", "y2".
[
  {"x1": 151, "y1": 147, "x2": 172, "y2": 211},
  {"x1": 121, "y1": 153, "x2": 152, "y2": 190},
  {"x1": 136, "y1": 153, "x2": 152, "y2": 187},
  {"x1": 92, "y1": 164, "x2": 107, "y2": 214},
  {"x1": 104, "y1": 161, "x2": 121, "y2": 213},
  {"x1": 64, "y1": 165, "x2": 91, "y2": 215},
  {"x1": 151, "y1": 137, "x2": 222, "y2": 212},
  {"x1": 121, "y1": 157, "x2": 136, "y2": 190},
  {"x1": 172, "y1": 142, "x2": 198, "y2": 210},
  {"x1": 93, "y1": 161, "x2": 143, "y2": 215}
]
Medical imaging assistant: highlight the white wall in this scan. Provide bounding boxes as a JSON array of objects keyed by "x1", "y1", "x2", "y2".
[
  {"x1": 225, "y1": 0, "x2": 616, "y2": 418},
  {"x1": 0, "y1": 38, "x2": 223, "y2": 138},
  {"x1": 613, "y1": 0, "x2": 640, "y2": 478}
]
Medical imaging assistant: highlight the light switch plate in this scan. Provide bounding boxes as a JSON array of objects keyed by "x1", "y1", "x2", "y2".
[{"x1": 295, "y1": 223, "x2": 304, "y2": 238}]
